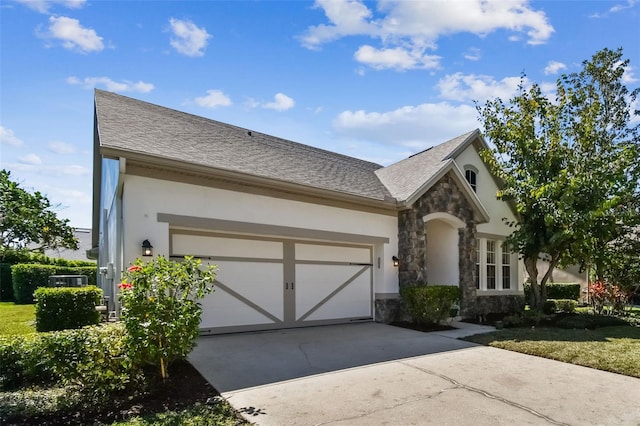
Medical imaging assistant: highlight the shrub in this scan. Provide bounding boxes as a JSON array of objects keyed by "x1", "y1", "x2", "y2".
[
  {"x1": 119, "y1": 256, "x2": 217, "y2": 380},
  {"x1": 589, "y1": 281, "x2": 628, "y2": 315},
  {"x1": 400, "y1": 285, "x2": 461, "y2": 325},
  {"x1": 524, "y1": 282, "x2": 581, "y2": 301},
  {"x1": 0, "y1": 323, "x2": 140, "y2": 397},
  {"x1": 0, "y1": 263, "x2": 13, "y2": 301},
  {"x1": 502, "y1": 314, "x2": 523, "y2": 328},
  {"x1": 11, "y1": 264, "x2": 97, "y2": 304},
  {"x1": 543, "y1": 299, "x2": 578, "y2": 314},
  {"x1": 34, "y1": 286, "x2": 102, "y2": 332}
]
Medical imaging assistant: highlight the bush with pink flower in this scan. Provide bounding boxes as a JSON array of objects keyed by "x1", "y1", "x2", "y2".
[{"x1": 119, "y1": 256, "x2": 217, "y2": 380}]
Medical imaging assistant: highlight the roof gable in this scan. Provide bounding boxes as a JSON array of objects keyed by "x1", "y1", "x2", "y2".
[
  {"x1": 375, "y1": 129, "x2": 480, "y2": 203},
  {"x1": 94, "y1": 90, "x2": 394, "y2": 203}
]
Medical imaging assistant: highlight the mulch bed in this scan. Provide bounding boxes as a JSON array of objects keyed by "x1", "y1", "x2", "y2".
[
  {"x1": 5, "y1": 361, "x2": 220, "y2": 426},
  {"x1": 389, "y1": 321, "x2": 456, "y2": 332}
]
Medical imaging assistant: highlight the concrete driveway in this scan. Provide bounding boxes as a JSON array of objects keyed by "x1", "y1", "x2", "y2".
[{"x1": 189, "y1": 322, "x2": 640, "y2": 425}]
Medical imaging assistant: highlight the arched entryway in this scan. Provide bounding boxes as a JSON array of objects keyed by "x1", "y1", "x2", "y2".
[{"x1": 424, "y1": 212, "x2": 465, "y2": 286}]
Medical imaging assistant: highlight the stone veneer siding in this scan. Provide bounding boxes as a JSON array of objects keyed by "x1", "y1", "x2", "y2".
[{"x1": 397, "y1": 172, "x2": 477, "y2": 317}]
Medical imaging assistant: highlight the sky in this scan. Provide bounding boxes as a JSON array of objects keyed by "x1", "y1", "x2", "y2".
[{"x1": 1, "y1": 0, "x2": 639, "y2": 229}]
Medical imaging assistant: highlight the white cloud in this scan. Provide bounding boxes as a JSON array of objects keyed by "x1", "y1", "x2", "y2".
[
  {"x1": 437, "y1": 73, "x2": 525, "y2": 102},
  {"x1": 622, "y1": 65, "x2": 638, "y2": 84},
  {"x1": 263, "y1": 93, "x2": 295, "y2": 111},
  {"x1": 168, "y1": 18, "x2": 211, "y2": 57},
  {"x1": 544, "y1": 60, "x2": 567, "y2": 75},
  {"x1": 15, "y1": 0, "x2": 85, "y2": 13},
  {"x1": 354, "y1": 45, "x2": 440, "y2": 70},
  {"x1": 0, "y1": 126, "x2": 24, "y2": 146},
  {"x1": 47, "y1": 141, "x2": 76, "y2": 154},
  {"x1": 463, "y1": 47, "x2": 481, "y2": 61},
  {"x1": 41, "y1": 16, "x2": 103, "y2": 53},
  {"x1": 333, "y1": 102, "x2": 477, "y2": 148},
  {"x1": 300, "y1": 0, "x2": 377, "y2": 49},
  {"x1": 301, "y1": 0, "x2": 554, "y2": 70},
  {"x1": 19, "y1": 153, "x2": 42, "y2": 165},
  {"x1": 194, "y1": 89, "x2": 232, "y2": 108},
  {"x1": 67, "y1": 76, "x2": 154, "y2": 93}
]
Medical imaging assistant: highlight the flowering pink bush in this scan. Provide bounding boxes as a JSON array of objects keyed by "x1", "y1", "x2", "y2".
[{"x1": 119, "y1": 256, "x2": 217, "y2": 380}]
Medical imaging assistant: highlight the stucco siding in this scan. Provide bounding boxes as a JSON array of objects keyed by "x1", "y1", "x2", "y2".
[
  {"x1": 454, "y1": 145, "x2": 516, "y2": 236},
  {"x1": 120, "y1": 174, "x2": 399, "y2": 294}
]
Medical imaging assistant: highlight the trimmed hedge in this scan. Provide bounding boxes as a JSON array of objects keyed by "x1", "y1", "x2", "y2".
[
  {"x1": 543, "y1": 299, "x2": 578, "y2": 314},
  {"x1": 524, "y1": 282, "x2": 581, "y2": 302},
  {"x1": 34, "y1": 286, "x2": 102, "y2": 332},
  {"x1": 11, "y1": 264, "x2": 97, "y2": 304},
  {"x1": 0, "y1": 263, "x2": 12, "y2": 301},
  {"x1": 400, "y1": 285, "x2": 461, "y2": 325},
  {"x1": 0, "y1": 323, "x2": 140, "y2": 396},
  {"x1": 0, "y1": 250, "x2": 95, "y2": 302}
]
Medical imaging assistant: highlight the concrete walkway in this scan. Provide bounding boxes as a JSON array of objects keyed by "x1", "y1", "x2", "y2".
[{"x1": 189, "y1": 322, "x2": 640, "y2": 425}]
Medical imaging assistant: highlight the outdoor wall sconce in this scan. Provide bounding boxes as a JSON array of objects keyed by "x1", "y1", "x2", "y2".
[
  {"x1": 141, "y1": 239, "x2": 153, "y2": 257},
  {"x1": 392, "y1": 256, "x2": 399, "y2": 267}
]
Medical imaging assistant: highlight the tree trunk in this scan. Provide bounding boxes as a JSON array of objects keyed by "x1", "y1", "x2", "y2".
[{"x1": 524, "y1": 256, "x2": 542, "y2": 309}]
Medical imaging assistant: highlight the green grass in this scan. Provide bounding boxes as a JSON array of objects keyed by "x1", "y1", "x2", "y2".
[
  {"x1": 465, "y1": 325, "x2": 640, "y2": 378},
  {"x1": 0, "y1": 302, "x2": 35, "y2": 336}
]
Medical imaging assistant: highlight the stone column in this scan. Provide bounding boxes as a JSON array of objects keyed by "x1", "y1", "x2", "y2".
[
  {"x1": 398, "y1": 209, "x2": 426, "y2": 289},
  {"x1": 458, "y1": 223, "x2": 477, "y2": 317}
]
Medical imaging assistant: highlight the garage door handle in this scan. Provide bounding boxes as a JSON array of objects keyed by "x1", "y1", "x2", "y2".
[{"x1": 285, "y1": 282, "x2": 295, "y2": 290}]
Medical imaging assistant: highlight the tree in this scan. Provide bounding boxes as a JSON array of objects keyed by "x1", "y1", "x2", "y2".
[
  {"x1": 0, "y1": 169, "x2": 79, "y2": 255},
  {"x1": 559, "y1": 48, "x2": 640, "y2": 282},
  {"x1": 477, "y1": 48, "x2": 639, "y2": 310}
]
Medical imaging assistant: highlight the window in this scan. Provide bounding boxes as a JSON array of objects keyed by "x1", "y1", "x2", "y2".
[
  {"x1": 475, "y1": 238, "x2": 480, "y2": 289},
  {"x1": 464, "y1": 168, "x2": 477, "y2": 192},
  {"x1": 502, "y1": 243, "x2": 511, "y2": 289},
  {"x1": 486, "y1": 240, "x2": 496, "y2": 289},
  {"x1": 475, "y1": 237, "x2": 515, "y2": 292}
]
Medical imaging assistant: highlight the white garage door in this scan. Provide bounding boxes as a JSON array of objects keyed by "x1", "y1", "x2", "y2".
[{"x1": 171, "y1": 232, "x2": 373, "y2": 334}]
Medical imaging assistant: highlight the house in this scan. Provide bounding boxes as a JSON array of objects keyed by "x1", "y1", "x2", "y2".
[{"x1": 91, "y1": 89, "x2": 525, "y2": 334}]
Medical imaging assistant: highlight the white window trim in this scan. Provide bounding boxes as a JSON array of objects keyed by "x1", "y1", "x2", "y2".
[{"x1": 475, "y1": 237, "x2": 517, "y2": 292}]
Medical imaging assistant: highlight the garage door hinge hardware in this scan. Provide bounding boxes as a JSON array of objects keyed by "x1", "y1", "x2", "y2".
[{"x1": 349, "y1": 262, "x2": 373, "y2": 266}]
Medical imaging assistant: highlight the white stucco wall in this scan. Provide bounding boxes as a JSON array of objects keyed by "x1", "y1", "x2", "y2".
[
  {"x1": 454, "y1": 144, "x2": 524, "y2": 289},
  {"x1": 425, "y1": 220, "x2": 459, "y2": 285},
  {"x1": 454, "y1": 145, "x2": 517, "y2": 237},
  {"x1": 120, "y1": 174, "x2": 399, "y2": 294}
]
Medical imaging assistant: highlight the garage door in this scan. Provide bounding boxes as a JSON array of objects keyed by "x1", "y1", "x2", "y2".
[{"x1": 171, "y1": 232, "x2": 373, "y2": 334}]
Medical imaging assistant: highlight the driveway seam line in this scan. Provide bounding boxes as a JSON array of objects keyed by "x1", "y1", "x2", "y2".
[
  {"x1": 399, "y1": 361, "x2": 571, "y2": 426},
  {"x1": 311, "y1": 386, "x2": 460, "y2": 426}
]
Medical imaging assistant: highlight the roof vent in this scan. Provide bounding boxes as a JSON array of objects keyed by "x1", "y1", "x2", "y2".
[
  {"x1": 408, "y1": 146, "x2": 433, "y2": 158},
  {"x1": 247, "y1": 131, "x2": 252, "y2": 136}
]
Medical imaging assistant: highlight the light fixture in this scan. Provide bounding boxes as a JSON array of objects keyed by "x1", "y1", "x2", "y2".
[
  {"x1": 141, "y1": 239, "x2": 153, "y2": 257},
  {"x1": 392, "y1": 256, "x2": 399, "y2": 267}
]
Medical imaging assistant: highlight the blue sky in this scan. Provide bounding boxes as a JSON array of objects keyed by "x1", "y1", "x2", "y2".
[{"x1": 1, "y1": 0, "x2": 638, "y2": 228}]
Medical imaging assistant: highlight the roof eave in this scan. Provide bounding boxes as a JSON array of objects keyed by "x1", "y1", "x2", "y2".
[{"x1": 100, "y1": 146, "x2": 399, "y2": 212}]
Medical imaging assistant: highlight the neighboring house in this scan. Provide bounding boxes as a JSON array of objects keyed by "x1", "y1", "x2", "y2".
[
  {"x1": 91, "y1": 90, "x2": 524, "y2": 334},
  {"x1": 30, "y1": 227, "x2": 94, "y2": 262}
]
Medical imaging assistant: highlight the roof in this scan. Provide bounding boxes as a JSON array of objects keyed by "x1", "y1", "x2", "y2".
[
  {"x1": 93, "y1": 91, "x2": 489, "y2": 222},
  {"x1": 37, "y1": 228, "x2": 94, "y2": 262},
  {"x1": 94, "y1": 90, "x2": 393, "y2": 202},
  {"x1": 375, "y1": 130, "x2": 480, "y2": 203}
]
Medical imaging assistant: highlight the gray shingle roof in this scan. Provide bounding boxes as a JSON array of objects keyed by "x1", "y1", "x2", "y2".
[
  {"x1": 375, "y1": 130, "x2": 478, "y2": 202},
  {"x1": 94, "y1": 90, "x2": 393, "y2": 201},
  {"x1": 94, "y1": 90, "x2": 480, "y2": 206}
]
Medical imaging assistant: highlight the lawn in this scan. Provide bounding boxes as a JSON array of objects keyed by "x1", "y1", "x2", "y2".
[
  {"x1": 0, "y1": 302, "x2": 35, "y2": 335},
  {"x1": 465, "y1": 325, "x2": 640, "y2": 378}
]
